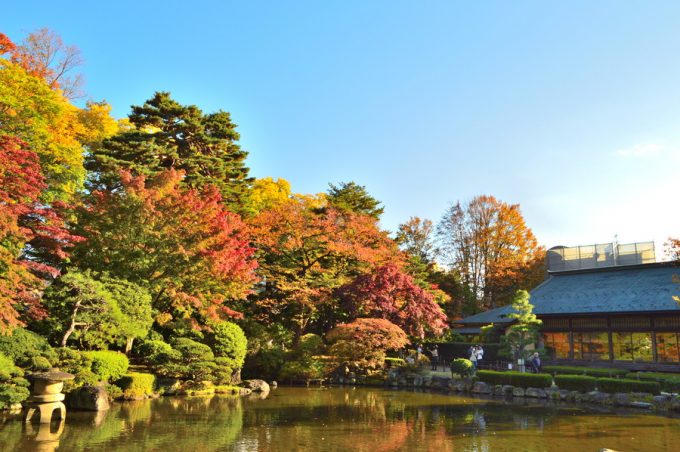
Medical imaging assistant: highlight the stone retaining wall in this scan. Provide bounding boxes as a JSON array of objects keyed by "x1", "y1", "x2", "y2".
[{"x1": 330, "y1": 370, "x2": 680, "y2": 414}]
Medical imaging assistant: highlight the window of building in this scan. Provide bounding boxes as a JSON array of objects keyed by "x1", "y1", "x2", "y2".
[
  {"x1": 612, "y1": 332, "x2": 653, "y2": 361},
  {"x1": 574, "y1": 332, "x2": 609, "y2": 360},
  {"x1": 542, "y1": 332, "x2": 570, "y2": 359},
  {"x1": 656, "y1": 333, "x2": 680, "y2": 363}
]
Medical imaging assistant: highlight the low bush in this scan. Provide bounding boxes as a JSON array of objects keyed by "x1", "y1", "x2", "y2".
[
  {"x1": 0, "y1": 328, "x2": 57, "y2": 370},
  {"x1": 85, "y1": 350, "x2": 130, "y2": 382},
  {"x1": 633, "y1": 372, "x2": 680, "y2": 393},
  {"x1": 0, "y1": 353, "x2": 30, "y2": 409},
  {"x1": 554, "y1": 375, "x2": 597, "y2": 392},
  {"x1": 542, "y1": 365, "x2": 629, "y2": 378},
  {"x1": 384, "y1": 357, "x2": 406, "y2": 368},
  {"x1": 279, "y1": 358, "x2": 325, "y2": 381},
  {"x1": 297, "y1": 334, "x2": 325, "y2": 357},
  {"x1": 116, "y1": 372, "x2": 156, "y2": 399},
  {"x1": 214, "y1": 385, "x2": 240, "y2": 395},
  {"x1": 450, "y1": 358, "x2": 475, "y2": 378},
  {"x1": 596, "y1": 378, "x2": 661, "y2": 395},
  {"x1": 477, "y1": 370, "x2": 553, "y2": 388},
  {"x1": 137, "y1": 340, "x2": 179, "y2": 365},
  {"x1": 55, "y1": 348, "x2": 97, "y2": 389}
]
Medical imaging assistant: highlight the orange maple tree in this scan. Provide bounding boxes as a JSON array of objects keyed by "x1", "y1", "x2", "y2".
[{"x1": 438, "y1": 195, "x2": 545, "y2": 309}]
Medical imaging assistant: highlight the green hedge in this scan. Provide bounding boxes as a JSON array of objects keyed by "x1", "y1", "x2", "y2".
[
  {"x1": 596, "y1": 378, "x2": 661, "y2": 395},
  {"x1": 633, "y1": 372, "x2": 680, "y2": 392},
  {"x1": 554, "y1": 375, "x2": 598, "y2": 392},
  {"x1": 542, "y1": 365, "x2": 629, "y2": 378},
  {"x1": 85, "y1": 350, "x2": 130, "y2": 382},
  {"x1": 116, "y1": 372, "x2": 156, "y2": 399},
  {"x1": 477, "y1": 370, "x2": 553, "y2": 388}
]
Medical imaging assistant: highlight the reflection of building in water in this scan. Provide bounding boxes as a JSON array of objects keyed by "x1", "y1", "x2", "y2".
[{"x1": 456, "y1": 241, "x2": 680, "y2": 372}]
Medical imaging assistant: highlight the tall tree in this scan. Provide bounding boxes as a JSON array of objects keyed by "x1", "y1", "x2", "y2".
[
  {"x1": 12, "y1": 28, "x2": 85, "y2": 99},
  {"x1": 86, "y1": 92, "x2": 252, "y2": 211},
  {"x1": 1, "y1": 33, "x2": 116, "y2": 202},
  {"x1": 327, "y1": 181, "x2": 384, "y2": 220},
  {"x1": 396, "y1": 216, "x2": 437, "y2": 265},
  {"x1": 437, "y1": 195, "x2": 545, "y2": 310},
  {"x1": 0, "y1": 135, "x2": 81, "y2": 332},
  {"x1": 338, "y1": 264, "x2": 448, "y2": 338},
  {"x1": 248, "y1": 196, "x2": 400, "y2": 341},
  {"x1": 71, "y1": 169, "x2": 258, "y2": 329}
]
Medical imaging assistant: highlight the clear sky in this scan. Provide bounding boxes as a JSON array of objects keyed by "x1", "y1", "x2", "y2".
[{"x1": 4, "y1": 1, "x2": 680, "y2": 257}]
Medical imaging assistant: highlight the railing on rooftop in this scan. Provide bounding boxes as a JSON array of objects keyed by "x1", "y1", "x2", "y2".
[{"x1": 547, "y1": 241, "x2": 655, "y2": 272}]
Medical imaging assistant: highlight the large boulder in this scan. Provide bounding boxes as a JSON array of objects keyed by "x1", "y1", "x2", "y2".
[
  {"x1": 66, "y1": 385, "x2": 110, "y2": 411},
  {"x1": 611, "y1": 393, "x2": 629, "y2": 406},
  {"x1": 512, "y1": 387, "x2": 525, "y2": 397},
  {"x1": 471, "y1": 382, "x2": 491, "y2": 394},
  {"x1": 241, "y1": 379, "x2": 270, "y2": 393},
  {"x1": 525, "y1": 388, "x2": 547, "y2": 399},
  {"x1": 430, "y1": 376, "x2": 451, "y2": 389}
]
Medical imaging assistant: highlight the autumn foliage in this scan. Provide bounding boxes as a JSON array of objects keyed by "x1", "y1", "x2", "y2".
[
  {"x1": 438, "y1": 195, "x2": 545, "y2": 309},
  {"x1": 71, "y1": 169, "x2": 258, "y2": 327},
  {"x1": 249, "y1": 196, "x2": 401, "y2": 339},
  {"x1": 338, "y1": 264, "x2": 448, "y2": 337},
  {"x1": 0, "y1": 135, "x2": 81, "y2": 331},
  {"x1": 326, "y1": 318, "x2": 409, "y2": 369}
]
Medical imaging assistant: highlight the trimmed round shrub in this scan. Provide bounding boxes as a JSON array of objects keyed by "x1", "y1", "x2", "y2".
[
  {"x1": 450, "y1": 358, "x2": 475, "y2": 378},
  {"x1": 55, "y1": 347, "x2": 96, "y2": 388},
  {"x1": 116, "y1": 372, "x2": 156, "y2": 399},
  {"x1": 85, "y1": 350, "x2": 130, "y2": 382},
  {"x1": 596, "y1": 378, "x2": 661, "y2": 395},
  {"x1": 555, "y1": 374, "x2": 597, "y2": 392},
  {"x1": 209, "y1": 321, "x2": 247, "y2": 369},
  {"x1": 138, "y1": 340, "x2": 178, "y2": 365}
]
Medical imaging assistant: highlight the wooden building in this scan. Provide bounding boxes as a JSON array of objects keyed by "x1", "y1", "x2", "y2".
[{"x1": 455, "y1": 260, "x2": 680, "y2": 371}]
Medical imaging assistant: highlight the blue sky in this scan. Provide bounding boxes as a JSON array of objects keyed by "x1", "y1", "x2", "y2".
[{"x1": 4, "y1": 1, "x2": 679, "y2": 256}]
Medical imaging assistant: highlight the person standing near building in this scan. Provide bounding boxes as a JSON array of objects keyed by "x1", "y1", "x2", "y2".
[
  {"x1": 530, "y1": 352, "x2": 541, "y2": 373},
  {"x1": 430, "y1": 345, "x2": 439, "y2": 371},
  {"x1": 469, "y1": 347, "x2": 478, "y2": 369},
  {"x1": 475, "y1": 345, "x2": 484, "y2": 369}
]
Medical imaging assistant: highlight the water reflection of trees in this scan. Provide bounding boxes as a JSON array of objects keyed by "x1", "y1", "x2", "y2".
[{"x1": 3, "y1": 389, "x2": 680, "y2": 451}]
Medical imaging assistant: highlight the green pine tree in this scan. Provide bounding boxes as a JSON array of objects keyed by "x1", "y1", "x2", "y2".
[{"x1": 86, "y1": 91, "x2": 252, "y2": 211}]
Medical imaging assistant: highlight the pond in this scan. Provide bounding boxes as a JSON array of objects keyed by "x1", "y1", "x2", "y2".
[{"x1": 2, "y1": 387, "x2": 680, "y2": 451}]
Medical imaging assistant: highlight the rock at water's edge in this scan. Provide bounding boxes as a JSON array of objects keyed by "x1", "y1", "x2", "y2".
[
  {"x1": 241, "y1": 379, "x2": 270, "y2": 393},
  {"x1": 66, "y1": 385, "x2": 110, "y2": 411}
]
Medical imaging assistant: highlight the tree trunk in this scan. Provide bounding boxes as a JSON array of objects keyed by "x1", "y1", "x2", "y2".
[
  {"x1": 61, "y1": 300, "x2": 83, "y2": 347},
  {"x1": 125, "y1": 337, "x2": 134, "y2": 354}
]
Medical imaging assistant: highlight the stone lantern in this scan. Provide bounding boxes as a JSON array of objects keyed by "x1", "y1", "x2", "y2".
[{"x1": 24, "y1": 368, "x2": 74, "y2": 424}]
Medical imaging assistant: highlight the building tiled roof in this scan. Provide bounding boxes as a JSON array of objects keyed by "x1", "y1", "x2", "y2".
[{"x1": 456, "y1": 262, "x2": 680, "y2": 326}]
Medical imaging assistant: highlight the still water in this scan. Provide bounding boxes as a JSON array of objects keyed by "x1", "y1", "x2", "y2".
[{"x1": 2, "y1": 387, "x2": 680, "y2": 451}]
